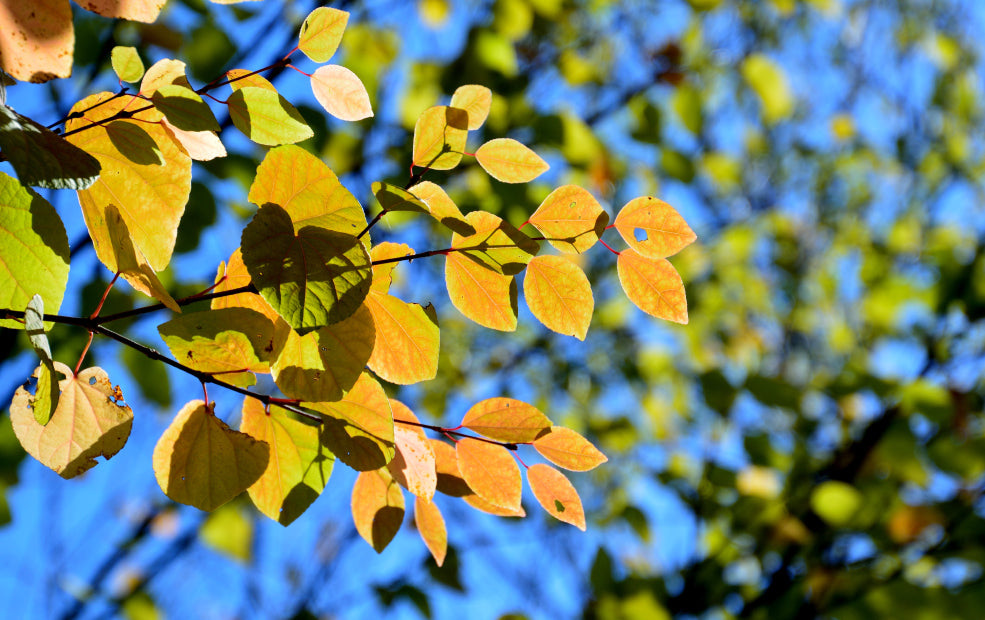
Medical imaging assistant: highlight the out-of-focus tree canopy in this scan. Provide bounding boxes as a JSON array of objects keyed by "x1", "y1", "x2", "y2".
[{"x1": 2, "y1": 0, "x2": 985, "y2": 618}]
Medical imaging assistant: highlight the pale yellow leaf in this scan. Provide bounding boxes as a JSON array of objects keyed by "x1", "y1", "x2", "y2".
[{"x1": 311, "y1": 64, "x2": 373, "y2": 122}]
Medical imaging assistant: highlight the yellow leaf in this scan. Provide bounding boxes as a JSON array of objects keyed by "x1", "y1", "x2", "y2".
[
  {"x1": 140, "y1": 59, "x2": 191, "y2": 95},
  {"x1": 162, "y1": 120, "x2": 226, "y2": 161},
  {"x1": 456, "y1": 438, "x2": 521, "y2": 511},
  {"x1": 445, "y1": 251, "x2": 518, "y2": 331},
  {"x1": 373, "y1": 181, "x2": 430, "y2": 214},
  {"x1": 152, "y1": 400, "x2": 269, "y2": 512},
  {"x1": 351, "y1": 466, "x2": 404, "y2": 552},
  {"x1": 225, "y1": 68, "x2": 277, "y2": 93},
  {"x1": 524, "y1": 255, "x2": 594, "y2": 340},
  {"x1": 370, "y1": 242, "x2": 414, "y2": 293},
  {"x1": 10, "y1": 362, "x2": 133, "y2": 479},
  {"x1": 199, "y1": 504, "x2": 253, "y2": 562},
  {"x1": 111, "y1": 46, "x2": 144, "y2": 83},
  {"x1": 450, "y1": 84, "x2": 492, "y2": 130},
  {"x1": 527, "y1": 463, "x2": 586, "y2": 530},
  {"x1": 532, "y1": 426, "x2": 607, "y2": 471},
  {"x1": 475, "y1": 138, "x2": 549, "y2": 183},
  {"x1": 617, "y1": 249, "x2": 688, "y2": 324},
  {"x1": 310, "y1": 372, "x2": 395, "y2": 471},
  {"x1": 741, "y1": 53, "x2": 795, "y2": 124},
  {"x1": 272, "y1": 304, "x2": 375, "y2": 402},
  {"x1": 412, "y1": 105, "x2": 468, "y2": 170},
  {"x1": 431, "y1": 439, "x2": 471, "y2": 497},
  {"x1": 76, "y1": 0, "x2": 165, "y2": 22},
  {"x1": 0, "y1": 0, "x2": 73, "y2": 82},
  {"x1": 461, "y1": 397, "x2": 551, "y2": 443},
  {"x1": 211, "y1": 248, "x2": 285, "y2": 329},
  {"x1": 248, "y1": 145, "x2": 366, "y2": 236},
  {"x1": 366, "y1": 292, "x2": 439, "y2": 385},
  {"x1": 415, "y1": 498, "x2": 447, "y2": 565},
  {"x1": 408, "y1": 181, "x2": 474, "y2": 235},
  {"x1": 451, "y1": 210, "x2": 539, "y2": 275},
  {"x1": 227, "y1": 86, "x2": 313, "y2": 146},
  {"x1": 67, "y1": 92, "x2": 191, "y2": 273},
  {"x1": 311, "y1": 65, "x2": 373, "y2": 122},
  {"x1": 388, "y1": 400, "x2": 437, "y2": 500},
  {"x1": 241, "y1": 399, "x2": 334, "y2": 525},
  {"x1": 528, "y1": 185, "x2": 609, "y2": 254},
  {"x1": 298, "y1": 7, "x2": 349, "y2": 63},
  {"x1": 613, "y1": 197, "x2": 696, "y2": 259}
]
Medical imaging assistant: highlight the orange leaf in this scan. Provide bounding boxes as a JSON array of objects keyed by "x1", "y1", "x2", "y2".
[
  {"x1": 431, "y1": 439, "x2": 471, "y2": 497},
  {"x1": 475, "y1": 138, "x2": 549, "y2": 183},
  {"x1": 77, "y1": 0, "x2": 165, "y2": 22},
  {"x1": 613, "y1": 196, "x2": 696, "y2": 258},
  {"x1": 617, "y1": 249, "x2": 688, "y2": 324},
  {"x1": 527, "y1": 463, "x2": 586, "y2": 530},
  {"x1": 370, "y1": 242, "x2": 414, "y2": 293},
  {"x1": 451, "y1": 210, "x2": 539, "y2": 276},
  {"x1": 408, "y1": 181, "x2": 474, "y2": 235},
  {"x1": 311, "y1": 65, "x2": 373, "y2": 121},
  {"x1": 415, "y1": 499, "x2": 447, "y2": 565},
  {"x1": 450, "y1": 84, "x2": 492, "y2": 130},
  {"x1": 351, "y1": 467, "x2": 404, "y2": 552},
  {"x1": 162, "y1": 120, "x2": 227, "y2": 161},
  {"x1": 528, "y1": 185, "x2": 609, "y2": 254},
  {"x1": 461, "y1": 398, "x2": 551, "y2": 443},
  {"x1": 0, "y1": 0, "x2": 72, "y2": 82},
  {"x1": 524, "y1": 255, "x2": 594, "y2": 340},
  {"x1": 388, "y1": 400, "x2": 437, "y2": 500},
  {"x1": 310, "y1": 373, "x2": 395, "y2": 471},
  {"x1": 464, "y1": 492, "x2": 526, "y2": 517},
  {"x1": 10, "y1": 363, "x2": 132, "y2": 479},
  {"x1": 212, "y1": 248, "x2": 285, "y2": 328},
  {"x1": 298, "y1": 7, "x2": 348, "y2": 63},
  {"x1": 412, "y1": 106, "x2": 468, "y2": 170},
  {"x1": 456, "y1": 438, "x2": 521, "y2": 510},
  {"x1": 533, "y1": 426, "x2": 607, "y2": 471},
  {"x1": 366, "y1": 292, "x2": 439, "y2": 385},
  {"x1": 445, "y1": 252, "x2": 518, "y2": 331}
]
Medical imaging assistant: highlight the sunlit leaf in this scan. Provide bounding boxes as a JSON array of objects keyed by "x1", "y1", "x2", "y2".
[
  {"x1": 24, "y1": 295, "x2": 58, "y2": 425},
  {"x1": 212, "y1": 248, "x2": 284, "y2": 327},
  {"x1": 298, "y1": 7, "x2": 349, "y2": 63},
  {"x1": 464, "y1": 492, "x2": 526, "y2": 517},
  {"x1": 351, "y1": 466, "x2": 404, "y2": 553},
  {"x1": 140, "y1": 59, "x2": 191, "y2": 95},
  {"x1": 475, "y1": 138, "x2": 548, "y2": 183},
  {"x1": 408, "y1": 181, "x2": 474, "y2": 235},
  {"x1": 248, "y1": 145, "x2": 366, "y2": 236},
  {"x1": 445, "y1": 251, "x2": 518, "y2": 331},
  {"x1": 616, "y1": 249, "x2": 688, "y2": 324},
  {"x1": 451, "y1": 210, "x2": 539, "y2": 276},
  {"x1": 162, "y1": 120, "x2": 226, "y2": 161},
  {"x1": 373, "y1": 182, "x2": 429, "y2": 214},
  {"x1": 241, "y1": 203, "x2": 373, "y2": 333},
  {"x1": 461, "y1": 398, "x2": 551, "y2": 443},
  {"x1": 0, "y1": 0, "x2": 73, "y2": 82},
  {"x1": 366, "y1": 292, "x2": 439, "y2": 385},
  {"x1": 151, "y1": 84, "x2": 220, "y2": 132},
  {"x1": 0, "y1": 171, "x2": 69, "y2": 329},
  {"x1": 613, "y1": 197, "x2": 696, "y2": 259},
  {"x1": 528, "y1": 185, "x2": 608, "y2": 254},
  {"x1": 810, "y1": 481, "x2": 863, "y2": 527},
  {"x1": 310, "y1": 373, "x2": 395, "y2": 471},
  {"x1": 67, "y1": 92, "x2": 191, "y2": 273},
  {"x1": 227, "y1": 86, "x2": 313, "y2": 146},
  {"x1": 311, "y1": 65, "x2": 373, "y2": 122},
  {"x1": 370, "y1": 242, "x2": 414, "y2": 293},
  {"x1": 388, "y1": 400, "x2": 437, "y2": 500},
  {"x1": 241, "y1": 399, "x2": 334, "y2": 526},
  {"x1": 272, "y1": 303, "x2": 375, "y2": 403},
  {"x1": 158, "y1": 308, "x2": 278, "y2": 388},
  {"x1": 111, "y1": 46, "x2": 144, "y2": 83},
  {"x1": 76, "y1": 0, "x2": 166, "y2": 22},
  {"x1": 412, "y1": 106, "x2": 468, "y2": 170},
  {"x1": 152, "y1": 400, "x2": 269, "y2": 512},
  {"x1": 533, "y1": 426, "x2": 607, "y2": 471},
  {"x1": 225, "y1": 68, "x2": 277, "y2": 92},
  {"x1": 741, "y1": 53, "x2": 795, "y2": 124},
  {"x1": 0, "y1": 104, "x2": 101, "y2": 190},
  {"x1": 524, "y1": 255, "x2": 594, "y2": 340},
  {"x1": 431, "y1": 439, "x2": 471, "y2": 497},
  {"x1": 10, "y1": 362, "x2": 132, "y2": 479},
  {"x1": 415, "y1": 499, "x2": 447, "y2": 565},
  {"x1": 450, "y1": 84, "x2": 492, "y2": 130},
  {"x1": 456, "y1": 438, "x2": 522, "y2": 511},
  {"x1": 527, "y1": 463, "x2": 586, "y2": 530}
]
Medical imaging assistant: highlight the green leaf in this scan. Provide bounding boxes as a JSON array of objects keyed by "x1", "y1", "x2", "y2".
[
  {"x1": 0, "y1": 171, "x2": 69, "y2": 329},
  {"x1": 228, "y1": 86, "x2": 313, "y2": 146},
  {"x1": 241, "y1": 204, "x2": 373, "y2": 333},
  {"x1": 151, "y1": 84, "x2": 220, "y2": 132},
  {"x1": 475, "y1": 138, "x2": 549, "y2": 183},
  {"x1": 111, "y1": 46, "x2": 144, "y2": 83},
  {"x1": 24, "y1": 295, "x2": 57, "y2": 425},
  {"x1": 412, "y1": 106, "x2": 469, "y2": 170},
  {"x1": 451, "y1": 210, "x2": 539, "y2": 276},
  {"x1": 298, "y1": 7, "x2": 349, "y2": 63},
  {"x1": 0, "y1": 104, "x2": 100, "y2": 190},
  {"x1": 741, "y1": 53, "x2": 795, "y2": 124},
  {"x1": 373, "y1": 182, "x2": 430, "y2": 214}
]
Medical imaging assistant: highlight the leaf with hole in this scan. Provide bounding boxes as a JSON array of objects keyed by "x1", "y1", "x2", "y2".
[{"x1": 613, "y1": 197, "x2": 696, "y2": 259}]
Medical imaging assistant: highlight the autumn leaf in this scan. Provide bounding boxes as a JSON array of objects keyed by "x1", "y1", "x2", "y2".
[
  {"x1": 450, "y1": 84, "x2": 492, "y2": 130},
  {"x1": 523, "y1": 255, "x2": 594, "y2": 340},
  {"x1": 451, "y1": 210, "x2": 539, "y2": 276},
  {"x1": 617, "y1": 249, "x2": 688, "y2": 324},
  {"x1": 408, "y1": 181, "x2": 474, "y2": 235},
  {"x1": 0, "y1": 104, "x2": 101, "y2": 190},
  {"x1": 415, "y1": 499, "x2": 447, "y2": 565},
  {"x1": 310, "y1": 373, "x2": 395, "y2": 471},
  {"x1": 225, "y1": 68, "x2": 278, "y2": 92},
  {"x1": 150, "y1": 84, "x2": 221, "y2": 132},
  {"x1": 528, "y1": 185, "x2": 609, "y2": 254},
  {"x1": 366, "y1": 292, "x2": 439, "y2": 385},
  {"x1": 240, "y1": 399, "x2": 334, "y2": 526},
  {"x1": 370, "y1": 242, "x2": 414, "y2": 293},
  {"x1": 153, "y1": 400, "x2": 269, "y2": 512},
  {"x1": 373, "y1": 182, "x2": 430, "y2": 214},
  {"x1": 527, "y1": 463, "x2": 586, "y2": 530},
  {"x1": 351, "y1": 466, "x2": 404, "y2": 552},
  {"x1": 413, "y1": 106, "x2": 469, "y2": 170},
  {"x1": 140, "y1": 59, "x2": 191, "y2": 95},
  {"x1": 111, "y1": 46, "x2": 144, "y2": 83},
  {"x1": 10, "y1": 362, "x2": 133, "y2": 479},
  {"x1": 445, "y1": 251, "x2": 518, "y2": 331},
  {"x1": 461, "y1": 398, "x2": 552, "y2": 443},
  {"x1": 24, "y1": 296, "x2": 58, "y2": 424},
  {"x1": 533, "y1": 426, "x2": 607, "y2": 471},
  {"x1": 311, "y1": 65, "x2": 373, "y2": 122},
  {"x1": 388, "y1": 400, "x2": 437, "y2": 500},
  {"x1": 211, "y1": 248, "x2": 285, "y2": 328},
  {"x1": 613, "y1": 196, "x2": 696, "y2": 259},
  {"x1": 162, "y1": 121, "x2": 227, "y2": 161},
  {"x1": 456, "y1": 438, "x2": 522, "y2": 511},
  {"x1": 0, "y1": 0, "x2": 73, "y2": 82},
  {"x1": 227, "y1": 86, "x2": 313, "y2": 146},
  {"x1": 298, "y1": 7, "x2": 349, "y2": 63},
  {"x1": 475, "y1": 138, "x2": 549, "y2": 183},
  {"x1": 431, "y1": 439, "x2": 472, "y2": 497}
]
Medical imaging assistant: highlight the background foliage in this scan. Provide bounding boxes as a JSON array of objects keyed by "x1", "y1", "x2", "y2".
[{"x1": 2, "y1": 0, "x2": 985, "y2": 618}]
